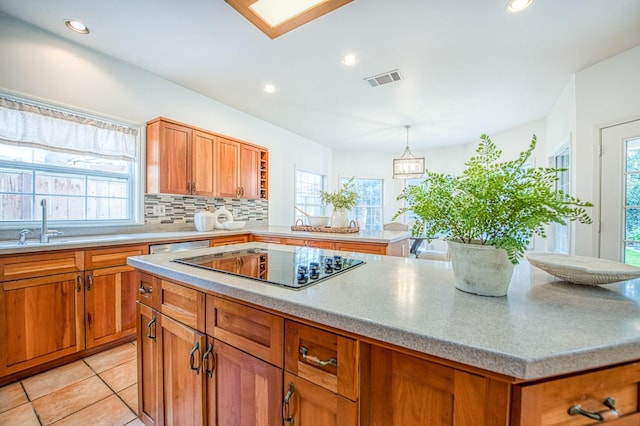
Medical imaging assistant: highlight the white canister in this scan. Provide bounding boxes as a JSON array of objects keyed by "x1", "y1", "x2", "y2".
[{"x1": 194, "y1": 210, "x2": 216, "y2": 232}]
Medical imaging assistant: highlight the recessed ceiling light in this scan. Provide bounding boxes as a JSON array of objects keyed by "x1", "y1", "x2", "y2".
[
  {"x1": 64, "y1": 19, "x2": 90, "y2": 34},
  {"x1": 263, "y1": 84, "x2": 276, "y2": 93},
  {"x1": 341, "y1": 54, "x2": 359, "y2": 66},
  {"x1": 506, "y1": 0, "x2": 534, "y2": 13}
]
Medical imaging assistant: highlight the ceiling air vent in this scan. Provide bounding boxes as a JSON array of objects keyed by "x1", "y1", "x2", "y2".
[{"x1": 364, "y1": 69, "x2": 403, "y2": 87}]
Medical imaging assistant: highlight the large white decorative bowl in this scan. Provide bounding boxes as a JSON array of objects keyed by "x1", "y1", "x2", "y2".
[
  {"x1": 526, "y1": 252, "x2": 640, "y2": 285},
  {"x1": 307, "y1": 216, "x2": 330, "y2": 227},
  {"x1": 222, "y1": 221, "x2": 246, "y2": 231}
]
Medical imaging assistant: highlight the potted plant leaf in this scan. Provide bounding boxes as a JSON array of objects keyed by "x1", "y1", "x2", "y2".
[
  {"x1": 394, "y1": 134, "x2": 593, "y2": 296},
  {"x1": 321, "y1": 177, "x2": 359, "y2": 227}
]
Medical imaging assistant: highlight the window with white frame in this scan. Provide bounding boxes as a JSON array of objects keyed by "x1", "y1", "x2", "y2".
[
  {"x1": 294, "y1": 170, "x2": 326, "y2": 222},
  {"x1": 553, "y1": 147, "x2": 570, "y2": 253},
  {"x1": 0, "y1": 95, "x2": 139, "y2": 225},
  {"x1": 341, "y1": 177, "x2": 383, "y2": 230}
]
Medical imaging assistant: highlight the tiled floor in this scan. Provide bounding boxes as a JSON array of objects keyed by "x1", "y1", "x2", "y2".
[{"x1": 0, "y1": 342, "x2": 142, "y2": 426}]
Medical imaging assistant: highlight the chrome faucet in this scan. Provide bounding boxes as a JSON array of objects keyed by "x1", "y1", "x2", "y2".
[{"x1": 40, "y1": 199, "x2": 63, "y2": 243}]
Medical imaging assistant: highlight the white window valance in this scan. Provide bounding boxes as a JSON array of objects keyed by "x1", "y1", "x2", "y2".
[{"x1": 0, "y1": 96, "x2": 138, "y2": 160}]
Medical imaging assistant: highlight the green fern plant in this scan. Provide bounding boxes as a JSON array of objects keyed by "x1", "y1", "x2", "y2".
[
  {"x1": 321, "y1": 177, "x2": 358, "y2": 210},
  {"x1": 394, "y1": 134, "x2": 592, "y2": 263}
]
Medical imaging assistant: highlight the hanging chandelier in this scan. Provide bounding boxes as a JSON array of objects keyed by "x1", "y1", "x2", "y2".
[{"x1": 393, "y1": 125, "x2": 425, "y2": 179}]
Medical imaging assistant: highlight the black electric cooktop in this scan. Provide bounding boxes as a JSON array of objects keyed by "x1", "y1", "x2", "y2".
[{"x1": 172, "y1": 247, "x2": 365, "y2": 289}]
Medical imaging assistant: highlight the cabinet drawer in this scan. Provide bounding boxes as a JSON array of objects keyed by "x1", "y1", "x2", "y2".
[
  {"x1": 158, "y1": 279, "x2": 205, "y2": 332},
  {"x1": 84, "y1": 244, "x2": 148, "y2": 269},
  {"x1": 285, "y1": 321, "x2": 358, "y2": 400},
  {"x1": 206, "y1": 295, "x2": 283, "y2": 368},
  {"x1": 334, "y1": 241, "x2": 386, "y2": 255},
  {"x1": 0, "y1": 251, "x2": 84, "y2": 281},
  {"x1": 283, "y1": 238, "x2": 335, "y2": 249},
  {"x1": 210, "y1": 235, "x2": 249, "y2": 247},
  {"x1": 251, "y1": 235, "x2": 282, "y2": 244},
  {"x1": 513, "y1": 362, "x2": 640, "y2": 425}
]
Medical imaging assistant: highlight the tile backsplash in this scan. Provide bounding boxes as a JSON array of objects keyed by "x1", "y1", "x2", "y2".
[{"x1": 144, "y1": 194, "x2": 268, "y2": 226}]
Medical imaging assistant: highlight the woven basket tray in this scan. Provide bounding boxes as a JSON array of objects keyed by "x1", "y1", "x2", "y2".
[{"x1": 291, "y1": 220, "x2": 360, "y2": 233}]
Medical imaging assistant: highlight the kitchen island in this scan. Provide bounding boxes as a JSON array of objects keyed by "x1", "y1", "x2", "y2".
[{"x1": 128, "y1": 242, "x2": 640, "y2": 425}]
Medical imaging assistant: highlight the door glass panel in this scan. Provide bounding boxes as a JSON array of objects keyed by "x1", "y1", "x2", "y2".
[{"x1": 624, "y1": 137, "x2": 640, "y2": 264}]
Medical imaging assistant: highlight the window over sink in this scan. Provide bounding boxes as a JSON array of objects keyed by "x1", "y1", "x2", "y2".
[{"x1": 0, "y1": 93, "x2": 141, "y2": 226}]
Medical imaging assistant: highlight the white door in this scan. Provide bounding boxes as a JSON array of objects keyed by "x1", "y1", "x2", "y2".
[{"x1": 600, "y1": 119, "x2": 640, "y2": 263}]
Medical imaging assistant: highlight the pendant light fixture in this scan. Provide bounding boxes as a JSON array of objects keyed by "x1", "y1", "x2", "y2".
[{"x1": 393, "y1": 125, "x2": 425, "y2": 179}]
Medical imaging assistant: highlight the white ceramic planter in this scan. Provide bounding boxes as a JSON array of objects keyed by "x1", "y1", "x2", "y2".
[
  {"x1": 448, "y1": 241, "x2": 515, "y2": 297},
  {"x1": 331, "y1": 208, "x2": 349, "y2": 228}
]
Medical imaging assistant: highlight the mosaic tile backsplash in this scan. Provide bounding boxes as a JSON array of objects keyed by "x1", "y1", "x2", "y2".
[{"x1": 144, "y1": 194, "x2": 268, "y2": 226}]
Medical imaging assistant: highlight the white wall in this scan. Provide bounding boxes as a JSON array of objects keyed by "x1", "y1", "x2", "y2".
[
  {"x1": 0, "y1": 12, "x2": 331, "y2": 226},
  {"x1": 573, "y1": 45, "x2": 640, "y2": 256}
]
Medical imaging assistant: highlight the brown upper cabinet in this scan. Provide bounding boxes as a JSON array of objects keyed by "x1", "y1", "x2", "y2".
[{"x1": 146, "y1": 117, "x2": 268, "y2": 199}]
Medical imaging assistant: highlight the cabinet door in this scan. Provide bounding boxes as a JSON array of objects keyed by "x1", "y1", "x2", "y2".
[
  {"x1": 283, "y1": 373, "x2": 357, "y2": 426},
  {"x1": 137, "y1": 302, "x2": 162, "y2": 426},
  {"x1": 208, "y1": 339, "x2": 283, "y2": 426},
  {"x1": 216, "y1": 137, "x2": 240, "y2": 197},
  {"x1": 160, "y1": 313, "x2": 207, "y2": 426},
  {"x1": 361, "y1": 345, "x2": 510, "y2": 426},
  {"x1": 85, "y1": 265, "x2": 137, "y2": 349},
  {"x1": 159, "y1": 121, "x2": 192, "y2": 195},
  {"x1": 240, "y1": 144, "x2": 261, "y2": 199},
  {"x1": 192, "y1": 130, "x2": 216, "y2": 196},
  {"x1": 0, "y1": 272, "x2": 84, "y2": 376}
]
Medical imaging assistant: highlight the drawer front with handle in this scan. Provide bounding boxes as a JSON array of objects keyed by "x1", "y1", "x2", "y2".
[
  {"x1": 285, "y1": 320, "x2": 358, "y2": 401},
  {"x1": 512, "y1": 362, "x2": 640, "y2": 425}
]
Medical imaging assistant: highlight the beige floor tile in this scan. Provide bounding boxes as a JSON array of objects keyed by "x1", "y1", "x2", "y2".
[
  {"x1": 0, "y1": 382, "x2": 28, "y2": 414},
  {"x1": 118, "y1": 384, "x2": 138, "y2": 414},
  {"x1": 21, "y1": 361, "x2": 94, "y2": 401},
  {"x1": 99, "y1": 358, "x2": 137, "y2": 392},
  {"x1": 0, "y1": 403, "x2": 40, "y2": 426},
  {"x1": 84, "y1": 344, "x2": 137, "y2": 373},
  {"x1": 51, "y1": 394, "x2": 136, "y2": 426},
  {"x1": 32, "y1": 376, "x2": 111, "y2": 425},
  {"x1": 125, "y1": 418, "x2": 144, "y2": 426}
]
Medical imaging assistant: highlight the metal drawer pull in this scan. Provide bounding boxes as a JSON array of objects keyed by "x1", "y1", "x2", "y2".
[
  {"x1": 139, "y1": 284, "x2": 153, "y2": 294},
  {"x1": 299, "y1": 346, "x2": 337, "y2": 367},
  {"x1": 202, "y1": 343, "x2": 215, "y2": 378},
  {"x1": 283, "y1": 382, "x2": 295, "y2": 426},
  {"x1": 568, "y1": 397, "x2": 619, "y2": 421},
  {"x1": 189, "y1": 341, "x2": 201, "y2": 375},
  {"x1": 146, "y1": 315, "x2": 156, "y2": 341}
]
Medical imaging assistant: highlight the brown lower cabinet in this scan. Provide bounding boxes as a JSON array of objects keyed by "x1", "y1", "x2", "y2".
[
  {"x1": 135, "y1": 270, "x2": 640, "y2": 425},
  {"x1": 208, "y1": 338, "x2": 283, "y2": 426},
  {"x1": 0, "y1": 272, "x2": 85, "y2": 376}
]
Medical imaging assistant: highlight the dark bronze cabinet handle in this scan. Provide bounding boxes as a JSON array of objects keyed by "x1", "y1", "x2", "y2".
[
  {"x1": 76, "y1": 275, "x2": 82, "y2": 292},
  {"x1": 189, "y1": 341, "x2": 201, "y2": 375},
  {"x1": 283, "y1": 382, "x2": 295, "y2": 425},
  {"x1": 87, "y1": 274, "x2": 93, "y2": 291},
  {"x1": 201, "y1": 343, "x2": 215, "y2": 378},
  {"x1": 568, "y1": 397, "x2": 619, "y2": 421},
  {"x1": 139, "y1": 284, "x2": 153, "y2": 294},
  {"x1": 146, "y1": 315, "x2": 156, "y2": 341},
  {"x1": 299, "y1": 345, "x2": 337, "y2": 367}
]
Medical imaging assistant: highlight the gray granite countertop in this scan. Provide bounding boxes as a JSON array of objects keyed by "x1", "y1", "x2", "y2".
[
  {"x1": 127, "y1": 242, "x2": 640, "y2": 381},
  {"x1": 0, "y1": 226, "x2": 409, "y2": 255}
]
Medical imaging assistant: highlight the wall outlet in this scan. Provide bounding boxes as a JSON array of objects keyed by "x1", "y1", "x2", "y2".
[
  {"x1": 152, "y1": 205, "x2": 166, "y2": 216},
  {"x1": 233, "y1": 209, "x2": 239, "y2": 218}
]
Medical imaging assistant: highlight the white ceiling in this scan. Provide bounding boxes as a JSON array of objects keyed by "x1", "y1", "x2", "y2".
[{"x1": 1, "y1": 0, "x2": 639, "y2": 152}]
